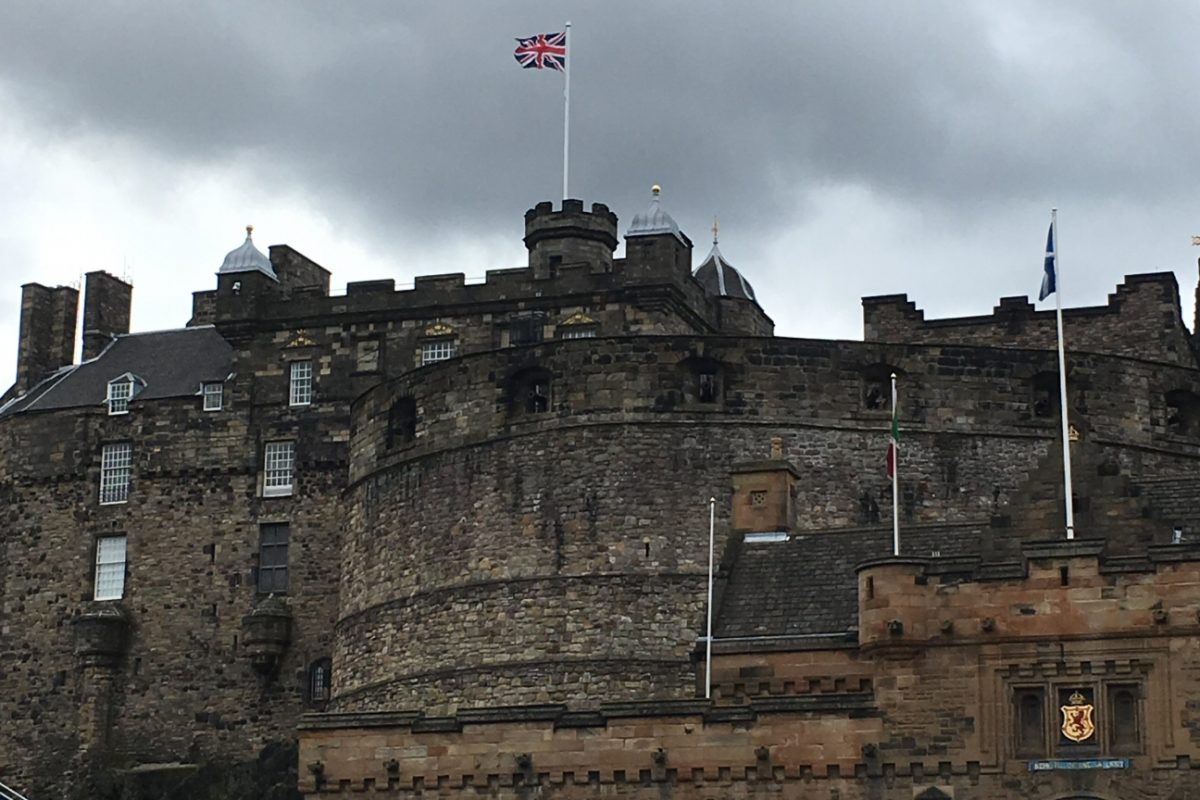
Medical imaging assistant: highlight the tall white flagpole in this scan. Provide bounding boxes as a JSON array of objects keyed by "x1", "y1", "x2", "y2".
[
  {"x1": 562, "y1": 21, "x2": 571, "y2": 201},
  {"x1": 705, "y1": 496, "x2": 715, "y2": 699},
  {"x1": 891, "y1": 373, "x2": 900, "y2": 556},
  {"x1": 1051, "y1": 209, "x2": 1076, "y2": 540}
]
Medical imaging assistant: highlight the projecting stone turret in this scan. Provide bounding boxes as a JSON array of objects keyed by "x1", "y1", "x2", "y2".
[{"x1": 524, "y1": 198, "x2": 618, "y2": 279}]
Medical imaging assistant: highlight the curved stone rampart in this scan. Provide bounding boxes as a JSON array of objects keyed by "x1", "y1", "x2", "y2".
[{"x1": 335, "y1": 335, "x2": 1200, "y2": 713}]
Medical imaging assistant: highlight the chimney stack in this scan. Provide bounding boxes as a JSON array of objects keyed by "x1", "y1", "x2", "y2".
[
  {"x1": 15, "y1": 282, "x2": 79, "y2": 394},
  {"x1": 82, "y1": 271, "x2": 132, "y2": 361}
]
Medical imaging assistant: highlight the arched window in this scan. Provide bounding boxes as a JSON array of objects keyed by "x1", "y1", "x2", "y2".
[
  {"x1": 309, "y1": 658, "x2": 332, "y2": 704},
  {"x1": 1109, "y1": 685, "x2": 1140, "y2": 752},
  {"x1": 387, "y1": 398, "x2": 417, "y2": 448},
  {"x1": 1166, "y1": 389, "x2": 1200, "y2": 436},
  {"x1": 1031, "y1": 372, "x2": 1060, "y2": 419},
  {"x1": 862, "y1": 365, "x2": 898, "y2": 412},
  {"x1": 1014, "y1": 688, "x2": 1045, "y2": 756},
  {"x1": 677, "y1": 356, "x2": 725, "y2": 406},
  {"x1": 509, "y1": 367, "x2": 553, "y2": 416}
]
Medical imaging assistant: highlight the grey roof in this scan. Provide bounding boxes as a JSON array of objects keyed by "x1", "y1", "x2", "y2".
[
  {"x1": 219, "y1": 227, "x2": 277, "y2": 280},
  {"x1": 715, "y1": 524, "x2": 983, "y2": 638},
  {"x1": 694, "y1": 241, "x2": 757, "y2": 302},
  {"x1": 1, "y1": 326, "x2": 233, "y2": 417},
  {"x1": 626, "y1": 185, "x2": 686, "y2": 244}
]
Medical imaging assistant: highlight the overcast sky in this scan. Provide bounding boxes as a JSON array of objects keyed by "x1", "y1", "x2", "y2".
[{"x1": 2, "y1": 1, "x2": 1199, "y2": 386}]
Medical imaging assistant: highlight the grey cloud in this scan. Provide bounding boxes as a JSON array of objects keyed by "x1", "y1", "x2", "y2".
[{"x1": 1, "y1": 0, "x2": 1199, "y2": 387}]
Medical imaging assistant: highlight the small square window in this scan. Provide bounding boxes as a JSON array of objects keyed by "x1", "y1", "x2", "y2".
[
  {"x1": 263, "y1": 441, "x2": 295, "y2": 497},
  {"x1": 421, "y1": 340, "x2": 456, "y2": 365},
  {"x1": 99, "y1": 442, "x2": 132, "y2": 505},
  {"x1": 202, "y1": 382, "x2": 223, "y2": 411},
  {"x1": 107, "y1": 379, "x2": 132, "y2": 415},
  {"x1": 257, "y1": 523, "x2": 289, "y2": 593},
  {"x1": 94, "y1": 535, "x2": 127, "y2": 600},
  {"x1": 289, "y1": 361, "x2": 313, "y2": 406}
]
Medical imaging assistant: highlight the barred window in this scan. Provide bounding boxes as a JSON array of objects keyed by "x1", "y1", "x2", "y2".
[
  {"x1": 421, "y1": 340, "x2": 456, "y2": 365},
  {"x1": 94, "y1": 535, "x2": 127, "y2": 600},
  {"x1": 510, "y1": 314, "x2": 545, "y2": 345},
  {"x1": 202, "y1": 382, "x2": 223, "y2": 411},
  {"x1": 263, "y1": 441, "x2": 295, "y2": 497},
  {"x1": 99, "y1": 443, "x2": 133, "y2": 505},
  {"x1": 289, "y1": 361, "x2": 313, "y2": 406},
  {"x1": 257, "y1": 523, "x2": 289, "y2": 594}
]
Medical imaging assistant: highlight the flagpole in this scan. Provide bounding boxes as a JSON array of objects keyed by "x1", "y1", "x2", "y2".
[
  {"x1": 562, "y1": 21, "x2": 571, "y2": 201},
  {"x1": 891, "y1": 373, "x2": 900, "y2": 556},
  {"x1": 705, "y1": 496, "x2": 715, "y2": 700},
  {"x1": 1051, "y1": 208, "x2": 1076, "y2": 540}
]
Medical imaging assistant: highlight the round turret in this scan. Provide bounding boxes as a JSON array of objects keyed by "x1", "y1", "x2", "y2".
[{"x1": 524, "y1": 199, "x2": 618, "y2": 277}]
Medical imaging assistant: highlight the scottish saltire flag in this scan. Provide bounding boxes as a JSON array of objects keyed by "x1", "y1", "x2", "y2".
[
  {"x1": 1039, "y1": 222, "x2": 1056, "y2": 301},
  {"x1": 514, "y1": 32, "x2": 567, "y2": 71}
]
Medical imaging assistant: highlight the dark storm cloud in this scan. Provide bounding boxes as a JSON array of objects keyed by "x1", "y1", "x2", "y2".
[{"x1": 4, "y1": 1, "x2": 1199, "y2": 244}]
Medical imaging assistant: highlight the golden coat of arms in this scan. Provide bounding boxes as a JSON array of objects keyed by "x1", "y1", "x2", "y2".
[{"x1": 1060, "y1": 691, "x2": 1096, "y2": 742}]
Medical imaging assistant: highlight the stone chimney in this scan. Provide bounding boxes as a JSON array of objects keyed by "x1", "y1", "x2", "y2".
[
  {"x1": 730, "y1": 436, "x2": 799, "y2": 534},
  {"x1": 15, "y1": 282, "x2": 78, "y2": 394},
  {"x1": 82, "y1": 271, "x2": 132, "y2": 361}
]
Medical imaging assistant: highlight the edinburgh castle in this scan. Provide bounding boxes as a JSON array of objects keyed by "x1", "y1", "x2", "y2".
[{"x1": 3, "y1": 190, "x2": 1200, "y2": 800}]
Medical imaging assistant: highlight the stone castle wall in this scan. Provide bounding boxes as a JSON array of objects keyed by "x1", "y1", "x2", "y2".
[
  {"x1": 0, "y1": 389, "x2": 344, "y2": 797},
  {"x1": 332, "y1": 335, "x2": 1200, "y2": 716},
  {"x1": 300, "y1": 546, "x2": 1200, "y2": 800}
]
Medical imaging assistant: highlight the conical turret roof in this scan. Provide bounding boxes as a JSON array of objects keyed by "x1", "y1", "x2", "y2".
[{"x1": 693, "y1": 225, "x2": 756, "y2": 302}]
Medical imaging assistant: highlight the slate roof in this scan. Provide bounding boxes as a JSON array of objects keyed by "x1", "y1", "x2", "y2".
[
  {"x1": 0, "y1": 326, "x2": 233, "y2": 417},
  {"x1": 715, "y1": 524, "x2": 984, "y2": 638},
  {"x1": 694, "y1": 242, "x2": 757, "y2": 302}
]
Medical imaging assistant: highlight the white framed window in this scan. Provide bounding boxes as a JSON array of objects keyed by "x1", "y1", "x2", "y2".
[
  {"x1": 99, "y1": 442, "x2": 133, "y2": 505},
  {"x1": 202, "y1": 382, "x2": 224, "y2": 411},
  {"x1": 94, "y1": 535, "x2": 127, "y2": 600},
  {"x1": 107, "y1": 378, "x2": 132, "y2": 415},
  {"x1": 560, "y1": 327, "x2": 597, "y2": 340},
  {"x1": 289, "y1": 361, "x2": 313, "y2": 406},
  {"x1": 263, "y1": 441, "x2": 295, "y2": 497},
  {"x1": 421, "y1": 340, "x2": 456, "y2": 365}
]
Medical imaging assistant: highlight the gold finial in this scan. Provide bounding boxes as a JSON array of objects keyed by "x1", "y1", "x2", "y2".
[
  {"x1": 246, "y1": 224, "x2": 254, "y2": 238},
  {"x1": 712, "y1": 217, "x2": 719, "y2": 245},
  {"x1": 651, "y1": 184, "x2": 661, "y2": 196}
]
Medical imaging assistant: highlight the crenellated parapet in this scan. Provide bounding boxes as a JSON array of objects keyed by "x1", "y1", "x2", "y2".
[
  {"x1": 856, "y1": 541, "x2": 1200, "y2": 650},
  {"x1": 864, "y1": 272, "x2": 1196, "y2": 365}
]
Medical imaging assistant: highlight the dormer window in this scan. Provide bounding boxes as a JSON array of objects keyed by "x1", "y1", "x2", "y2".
[
  {"x1": 106, "y1": 373, "x2": 144, "y2": 415},
  {"x1": 202, "y1": 382, "x2": 224, "y2": 411}
]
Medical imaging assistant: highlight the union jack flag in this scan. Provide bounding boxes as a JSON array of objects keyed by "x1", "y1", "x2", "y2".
[{"x1": 514, "y1": 32, "x2": 567, "y2": 72}]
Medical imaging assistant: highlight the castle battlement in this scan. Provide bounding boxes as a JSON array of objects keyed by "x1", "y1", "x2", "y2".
[{"x1": 864, "y1": 271, "x2": 1192, "y2": 365}]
